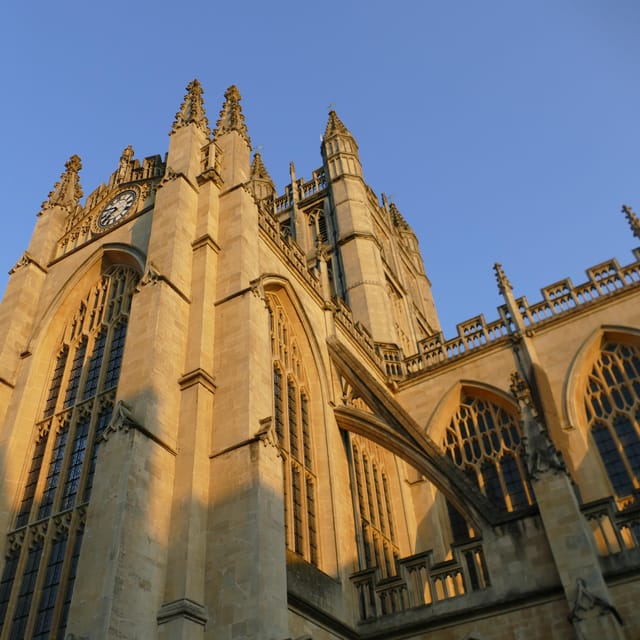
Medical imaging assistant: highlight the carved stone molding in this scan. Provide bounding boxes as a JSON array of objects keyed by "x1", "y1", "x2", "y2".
[
  {"x1": 171, "y1": 79, "x2": 211, "y2": 137},
  {"x1": 179, "y1": 368, "x2": 217, "y2": 394},
  {"x1": 99, "y1": 400, "x2": 177, "y2": 456},
  {"x1": 256, "y1": 416, "x2": 279, "y2": 450},
  {"x1": 100, "y1": 400, "x2": 141, "y2": 442},
  {"x1": 9, "y1": 251, "x2": 47, "y2": 276},
  {"x1": 157, "y1": 598, "x2": 208, "y2": 627},
  {"x1": 136, "y1": 263, "x2": 190, "y2": 304}
]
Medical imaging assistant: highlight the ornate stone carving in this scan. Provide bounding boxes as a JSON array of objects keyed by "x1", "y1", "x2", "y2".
[
  {"x1": 622, "y1": 204, "x2": 640, "y2": 240},
  {"x1": 9, "y1": 251, "x2": 46, "y2": 275},
  {"x1": 323, "y1": 110, "x2": 351, "y2": 139},
  {"x1": 171, "y1": 79, "x2": 210, "y2": 136},
  {"x1": 389, "y1": 202, "x2": 410, "y2": 231},
  {"x1": 568, "y1": 578, "x2": 623, "y2": 627},
  {"x1": 137, "y1": 263, "x2": 162, "y2": 291},
  {"x1": 6, "y1": 530, "x2": 25, "y2": 555},
  {"x1": 493, "y1": 262, "x2": 512, "y2": 295},
  {"x1": 246, "y1": 152, "x2": 276, "y2": 205},
  {"x1": 510, "y1": 371, "x2": 567, "y2": 480},
  {"x1": 214, "y1": 85, "x2": 251, "y2": 147},
  {"x1": 114, "y1": 145, "x2": 135, "y2": 184},
  {"x1": 100, "y1": 400, "x2": 141, "y2": 442},
  {"x1": 41, "y1": 154, "x2": 83, "y2": 212},
  {"x1": 255, "y1": 416, "x2": 279, "y2": 450}
]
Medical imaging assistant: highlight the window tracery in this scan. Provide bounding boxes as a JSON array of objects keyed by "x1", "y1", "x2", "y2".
[
  {"x1": 349, "y1": 436, "x2": 399, "y2": 577},
  {"x1": 444, "y1": 394, "x2": 533, "y2": 512},
  {"x1": 0, "y1": 265, "x2": 138, "y2": 637},
  {"x1": 268, "y1": 295, "x2": 319, "y2": 566},
  {"x1": 584, "y1": 341, "x2": 640, "y2": 498}
]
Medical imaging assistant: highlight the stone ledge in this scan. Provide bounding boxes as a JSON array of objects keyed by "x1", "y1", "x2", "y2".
[{"x1": 157, "y1": 598, "x2": 208, "y2": 626}]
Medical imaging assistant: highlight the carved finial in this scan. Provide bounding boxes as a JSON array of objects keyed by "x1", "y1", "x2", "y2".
[
  {"x1": 247, "y1": 152, "x2": 276, "y2": 204},
  {"x1": 622, "y1": 204, "x2": 640, "y2": 240},
  {"x1": 494, "y1": 262, "x2": 512, "y2": 295},
  {"x1": 171, "y1": 79, "x2": 210, "y2": 136},
  {"x1": 323, "y1": 110, "x2": 351, "y2": 139},
  {"x1": 42, "y1": 154, "x2": 83, "y2": 211},
  {"x1": 114, "y1": 145, "x2": 135, "y2": 185},
  {"x1": 510, "y1": 371, "x2": 566, "y2": 480},
  {"x1": 214, "y1": 85, "x2": 251, "y2": 147}
]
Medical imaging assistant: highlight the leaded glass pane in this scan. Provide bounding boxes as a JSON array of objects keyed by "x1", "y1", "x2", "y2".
[
  {"x1": 585, "y1": 342, "x2": 640, "y2": 497},
  {"x1": 444, "y1": 394, "x2": 532, "y2": 512}
]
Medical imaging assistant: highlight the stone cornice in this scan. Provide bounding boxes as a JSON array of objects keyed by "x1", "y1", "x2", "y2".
[{"x1": 178, "y1": 368, "x2": 216, "y2": 393}]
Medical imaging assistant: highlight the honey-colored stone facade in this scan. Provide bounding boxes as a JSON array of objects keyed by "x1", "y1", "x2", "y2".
[{"x1": 0, "y1": 81, "x2": 638, "y2": 639}]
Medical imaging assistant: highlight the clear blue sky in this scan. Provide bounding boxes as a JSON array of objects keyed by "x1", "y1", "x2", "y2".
[{"x1": 1, "y1": 1, "x2": 638, "y2": 338}]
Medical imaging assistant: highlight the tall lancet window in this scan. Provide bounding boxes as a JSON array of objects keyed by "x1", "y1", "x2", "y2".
[
  {"x1": 584, "y1": 341, "x2": 640, "y2": 498},
  {"x1": 268, "y1": 295, "x2": 319, "y2": 566},
  {"x1": 444, "y1": 394, "x2": 533, "y2": 512},
  {"x1": 349, "y1": 436, "x2": 399, "y2": 577},
  {"x1": 0, "y1": 265, "x2": 138, "y2": 638}
]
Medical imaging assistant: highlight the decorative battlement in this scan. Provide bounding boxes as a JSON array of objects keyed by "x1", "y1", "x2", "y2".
[
  {"x1": 350, "y1": 539, "x2": 489, "y2": 621},
  {"x1": 257, "y1": 209, "x2": 322, "y2": 295},
  {"x1": 274, "y1": 167, "x2": 327, "y2": 213},
  {"x1": 382, "y1": 249, "x2": 640, "y2": 380}
]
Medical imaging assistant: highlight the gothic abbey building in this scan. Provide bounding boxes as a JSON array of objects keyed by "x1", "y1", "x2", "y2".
[{"x1": 0, "y1": 81, "x2": 638, "y2": 640}]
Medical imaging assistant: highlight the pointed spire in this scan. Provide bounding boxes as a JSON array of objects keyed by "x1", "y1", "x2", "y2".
[
  {"x1": 494, "y1": 262, "x2": 512, "y2": 295},
  {"x1": 323, "y1": 110, "x2": 352, "y2": 139},
  {"x1": 42, "y1": 155, "x2": 83, "y2": 211},
  {"x1": 247, "y1": 152, "x2": 275, "y2": 204},
  {"x1": 250, "y1": 152, "x2": 272, "y2": 182},
  {"x1": 622, "y1": 204, "x2": 640, "y2": 240},
  {"x1": 171, "y1": 79, "x2": 210, "y2": 136},
  {"x1": 214, "y1": 85, "x2": 251, "y2": 148}
]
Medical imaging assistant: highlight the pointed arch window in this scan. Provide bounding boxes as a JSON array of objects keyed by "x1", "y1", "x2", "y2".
[
  {"x1": 444, "y1": 394, "x2": 533, "y2": 512},
  {"x1": 584, "y1": 341, "x2": 640, "y2": 498},
  {"x1": 348, "y1": 436, "x2": 399, "y2": 577},
  {"x1": 0, "y1": 265, "x2": 138, "y2": 637},
  {"x1": 268, "y1": 296, "x2": 319, "y2": 566}
]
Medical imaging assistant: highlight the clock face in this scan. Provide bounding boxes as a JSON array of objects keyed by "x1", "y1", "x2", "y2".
[{"x1": 97, "y1": 190, "x2": 137, "y2": 229}]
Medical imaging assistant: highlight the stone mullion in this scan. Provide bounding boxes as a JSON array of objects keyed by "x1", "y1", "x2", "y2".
[
  {"x1": 37, "y1": 510, "x2": 76, "y2": 639},
  {"x1": 22, "y1": 523, "x2": 61, "y2": 639},
  {"x1": 3, "y1": 523, "x2": 46, "y2": 640},
  {"x1": 0, "y1": 534, "x2": 28, "y2": 639},
  {"x1": 60, "y1": 400, "x2": 98, "y2": 512}
]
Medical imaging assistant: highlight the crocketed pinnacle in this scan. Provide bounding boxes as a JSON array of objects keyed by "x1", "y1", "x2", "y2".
[
  {"x1": 493, "y1": 262, "x2": 512, "y2": 295},
  {"x1": 250, "y1": 152, "x2": 274, "y2": 184},
  {"x1": 171, "y1": 79, "x2": 210, "y2": 136},
  {"x1": 43, "y1": 155, "x2": 83, "y2": 210},
  {"x1": 323, "y1": 110, "x2": 351, "y2": 139},
  {"x1": 247, "y1": 152, "x2": 275, "y2": 202},
  {"x1": 389, "y1": 203, "x2": 410, "y2": 231},
  {"x1": 622, "y1": 204, "x2": 640, "y2": 240},
  {"x1": 214, "y1": 85, "x2": 251, "y2": 147}
]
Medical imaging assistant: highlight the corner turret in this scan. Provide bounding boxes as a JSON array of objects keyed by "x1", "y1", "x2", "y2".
[{"x1": 321, "y1": 110, "x2": 362, "y2": 179}]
